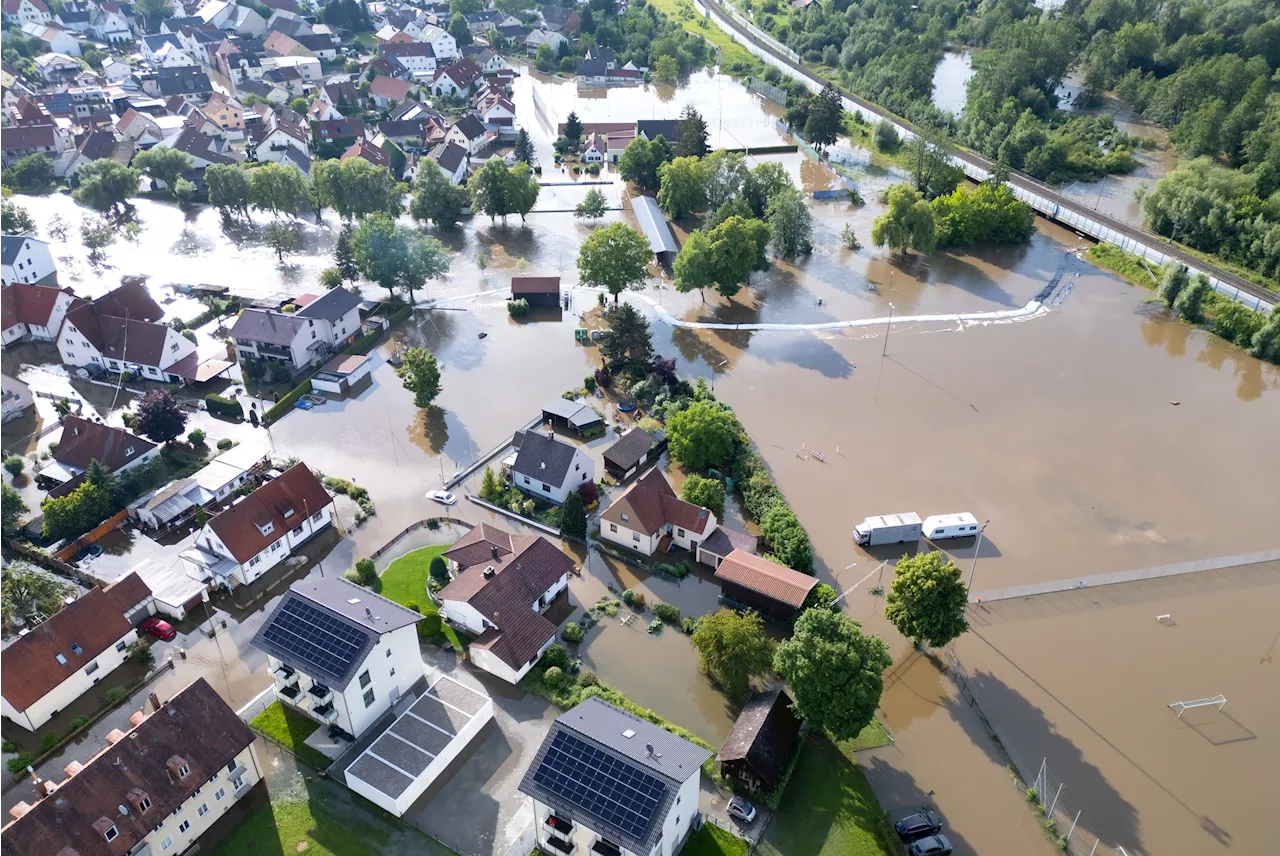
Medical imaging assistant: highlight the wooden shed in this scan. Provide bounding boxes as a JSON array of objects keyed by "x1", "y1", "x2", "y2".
[
  {"x1": 718, "y1": 687, "x2": 803, "y2": 793},
  {"x1": 713, "y1": 549, "x2": 818, "y2": 621},
  {"x1": 511, "y1": 276, "x2": 561, "y2": 308}
]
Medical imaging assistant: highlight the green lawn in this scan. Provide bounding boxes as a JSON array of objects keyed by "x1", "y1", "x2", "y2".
[
  {"x1": 379, "y1": 545, "x2": 464, "y2": 651},
  {"x1": 681, "y1": 824, "x2": 749, "y2": 856},
  {"x1": 842, "y1": 718, "x2": 893, "y2": 753},
  {"x1": 649, "y1": 0, "x2": 762, "y2": 75},
  {"x1": 249, "y1": 702, "x2": 330, "y2": 770},
  {"x1": 758, "y1": 734, "x2": 894, "y2": 856}
]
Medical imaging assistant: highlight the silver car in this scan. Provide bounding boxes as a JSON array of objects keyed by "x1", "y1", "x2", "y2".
[{"x1": 726, "y1": 796, "x2": 757, "y2": 824}]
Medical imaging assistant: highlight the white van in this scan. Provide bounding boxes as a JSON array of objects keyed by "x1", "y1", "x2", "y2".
[{"x1": 922, "y1": 513, "x2": 980, "y2": 540}]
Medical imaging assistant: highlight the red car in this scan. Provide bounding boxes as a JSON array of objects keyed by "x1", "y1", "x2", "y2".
[{"x1": 142, "y1": 617, "x2": 177, "y2": 641}]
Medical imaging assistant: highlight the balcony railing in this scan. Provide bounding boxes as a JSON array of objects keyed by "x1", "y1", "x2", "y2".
[
  {"x1": 543, "y1": 834, "x2": 573, "y2": 855},
  {"x1": 272, "y1": 664, "x2": 298, "y2": 685},
  {"x1": 544, "y1": 814, "x2": 574, "y2": 836},
  {"x1": 278, "y1": 683, "x2": 301, "y2": 701},
  {"x1": 591, "y1": 838, "x2": 622, "y2": 856},
  {"x1": 308, "y1": 683, "x2": 332, "y2": 705},
  {"x1": 312, "y1": 701, "x2": 337, "y2": 724}
]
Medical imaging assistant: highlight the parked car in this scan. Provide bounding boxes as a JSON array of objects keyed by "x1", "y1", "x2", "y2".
[
  {"x1": 142, "y1": 617, "x2": 177, "y2": 641},
  {"x1": 894, "y1": 811, "x2": 942, "y2": 840},
  {"x1": 726, "y1": 796, "x2": 757, "y2": 824},
  {"x1": 427, "y1": 490, "x2": 457, "y2": 506},
  {"x1": 907, "y1": 834, "x2": 953, "y2": 856}
]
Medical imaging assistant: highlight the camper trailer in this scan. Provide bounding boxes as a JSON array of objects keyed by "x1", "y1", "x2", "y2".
[{"x1": 922, "y1": 513, "x2": 980, "y2": 540}]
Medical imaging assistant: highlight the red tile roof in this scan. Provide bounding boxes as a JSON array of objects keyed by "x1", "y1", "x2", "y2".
[
  {"x1": 714, "y1": 550, "x2": 817, "y2": 608},
  {"x1": 52, "y1": 415, "x2": 157, "y2": 472},
  {"x1": 600, "y1": 469, "x2": 713, "y2": 535},
  {"x1": 1, "y1": 282, "x2": 63, "y2": 329},
  {"x1": 0, "y1": 587, "x2": 132, "y2": 712},
  {"x1": 206, "y1": 463, "x2": 332, "y2": 563},
  {"x1": 103, "y1": 571, "x2": 153, "y2": 613},
  {"x1": 368, "y1": 74, "x2": 413, "y2": 101}
]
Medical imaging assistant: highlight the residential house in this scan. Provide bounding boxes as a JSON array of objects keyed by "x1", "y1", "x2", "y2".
[
  {"x1": 583, "y1": 131, "x2": 606, "y2": 162},
  {"x1": 294, "y1": 33, "x2": 337, "y2": 59},
  {"x1": 230, "y1": 309, "x2": 320, "y2": 370},
  {"x1": 439, "y1": 523, "x2": 574, "y2": 684},
  {"x1": 162, "y1": 125, "x2": 240, "y2": 168},
  {"x1": 31, "y1": 53, "x2": 80, "y2": 82},
  {"x1": 510, "y1": 427, "x2": 595, "y2": 505},
  {"x1": 524, "y1": 28, "x2": 567, "y2": 58},
  {"x1": 475, "y1": 91, "x2": 515, "y2": 132},
  {"x1": 266, "y1": 10, "x2": 313, "y2": 38},
  {"x1": 239, "y1": 77, "x2": 289, "y2": 104},
  {"x1": 1, "y1": 679, "x2": 263, "y2": 856},
  {"x1": 194, "y1": 0, "x2": 234, "y2": 27},
  {"x1": 429, "y1": 140, "x2": 468, "y2": 184},
  {"x1": 20, "y1": 21, "x2": 81, "y2": 56},
  {"x1": 694, "y1": 524, "x2": 757, "y2": 569},
  {"x1": 307, "y1": 96, "x2": 343, "y2": 122},
  {"x1": 0, "y1": 372, "x2": 33, "y2": 422},
  {"x1": 0, "y1": 237, "x2": 57, "y2": 287},
  {"x1": 264, "y1": 28, "x2": 311, "y2": 57},
  {"x1": 252, "y1": 577, "x2": 424, "y2": 738},
  {"x1": 101, "y1": 570, "x2": 158, "y2": 626},
  {"x1": 181, "y1": 462, "x2": 334, "y2": 590},
  {"x1": 295, "y1": 286, "x2": 362, "y2": 351},
  {"x1": 92, "y1": 279, "x2": 165, "y2": 323},
  {"x1": 375, "y1": 24, "x2": 414, "y2": 45},
  {"x1": 429, "y1": 57, "x2": 481, "y2": 98},
  {"x1": 311, "y1": 117, "x2": 364, "y2": 149},
  {"x1": 261, "y1": 64, "x2": 308, "y2": 97},
  {"x1": 0, "y1": 121, "x2": 68, "y2": 168},
  {"x1": 264, "y1": 53, "x2": 322, "y2": 83},
  {"x1": 599, "y1": 469, "x2": 716, "y2": 557},
  {"x1": 0, "y1": 587, "x2": 139, "y2": 731},
  {"x1": 472, "y1": 47, "x2": 508, "y2": 72},
  {"x1": 601, "y1": 427, "x2": 666, "y2": 481},
  {"x1": 56, "y1": 300, "x2": 199, "y2": 383},
  {"x1": 59, "y1": 126, "x2": 131, "y2": 180},
  {"x1": 712, "y1": 550, "x2": 819, "y2": 621},
  {"x1": 129, "y1": 440, "x2": 268, "y2": 530},
  {"x1": 444, "y1": 112, "x2": 489, "y2": 155},
  {"x1": 215, "y1": 40, "x2": 263, "y2": 85},
  {"x1": 637, "y1": 119, "x2": 683, "y2": 143},
  {"x1": 518, "y1": 698, "x2": 712, "y2": 856},
  {"x1": 203, "y1": 92, "x2": 245, "y2": 133},
  {"x1": 318, "y1": 80, "x2": 362, "y2": 112},
  {"x1": 380, "y1": 41, "x2": 438, "y2": 78},
  {"x1": 343, "y1": 136, "x2": 394, "y2": 168},
  {"x1": 138, "y1": 66, "x2": 213, "y2": 101},
  {"x1": 1, "y1": 282, "x2": 73, "y2": 346},
  {"x1": 539, "y1": 5, "x2": 580, "y2": 34},
  {"x1": 417, "y1": 23, "x2": 456, "y2": 60},
  {"x1": 90, "y1": 0, "x2": 132, "y2": 43},
  {"x1": 368, "y1": 73, "x2": 415, "y2": 109},
  {"x1": 101, "y1": 55, "x2": 133, "y2": 81},
  {"x1": 254, "y1": 116, "x2": 310, "y2": 166},
  {"x1": 717, "y1": 687, "x2": 803, "y2": 793},
  {"x1": 2, "y1": 0, "x2": 50, "y2": 28},
  {"x1": 377, "y1": 117, "x2": 431, "y2": 149},
  {"x1": 576, "y1": 58, "x2": 641, "y2": 84},
  {"x1": 142, "y1": 33, "x2": 196, "y2": 66},
  {"x1": 464, "y1": 9, "x2": 519, "y2": 37},
  {"x1": 35, "y1": 415, "x2": 160, "y2": 492}
]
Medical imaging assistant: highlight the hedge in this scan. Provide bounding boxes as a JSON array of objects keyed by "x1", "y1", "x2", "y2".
[
  {"x1": 204, "y1": 394, "x2": 242, "y2": 419},
  {"x1": 387, "y1": 304, "x2": 412, "y2": 326},
  {"x1": 347, "y1": 330, "x2": 379, "y2": 355},
  {"x1": 264, "y1": 378, "x2": 314, "y2": 423}
]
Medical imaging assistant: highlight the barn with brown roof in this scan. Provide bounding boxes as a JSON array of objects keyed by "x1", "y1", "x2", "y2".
[
  {"x1": 510, "y1": 276, "x2": 560, "y2": 308},
  {"x1": 713, "y1": 550, "x2": 818, "y2": 620},
  {"x1": 717, "y1": 687, "x2": 803, "y2": 793}
]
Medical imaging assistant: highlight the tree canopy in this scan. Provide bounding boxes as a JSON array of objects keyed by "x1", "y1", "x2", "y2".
[
  {"x1": 72, "y1": 159, "x2": 139, "y2": 213},
  {"x1": 134, "y1": 389, "x2": 188, "y2": 443},
  {"x1": 884, "y1": 551, "x2": 970, "y2": 648},
  {"x1": 577, "y1": 223, "x2": 652, "y2": 302},
  {"x1": 249, "y1": 163, "x2": 309, "y2": 217},
  {"x1": 680, "y1": 473, "x2": 725, "y2": 517},
  {"x1": 410, "y1": 162, "x2": 469, "y2": 229},
  {"x1": 618, "y1": 135, "x2": 672, "y2": 193},
  {"x1": 351, "y1": 213, "x2": 450, "y2": 302},
  {"x1": 691, "y1": 609, "x2": 775, "y2": 703},
  {"x1": 205, "y1": 164, "x2": 251, "y2": 218},
  {"x1": 599, "y1": 302, "x2": 653, "y2": 367},
  {"x1": 397, "y1": 347, "x2": 442, "y2": 408},
  {"x1": 872, "y1": 184, "x2": 937, "y2": 255},
  {"x1": 666, "y1": 400, "x2": 740, "y2": 470}
]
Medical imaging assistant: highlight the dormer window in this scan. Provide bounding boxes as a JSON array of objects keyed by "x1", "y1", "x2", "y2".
[
  {"x1": 70, "y1": 643, "x2": 83, "y2": 655},
  {"x1": 257, "y1": 521, "x2": 274, "y2": 536},
  {"x1": 167, "y1": 755, "x2": 190, "y2": 779},
  {"x1": 125, "y1": 446, "x2": 135, "y2": 457},
  {"x1": 93, "y1": 817, "x2": 119, "y2": 841}
]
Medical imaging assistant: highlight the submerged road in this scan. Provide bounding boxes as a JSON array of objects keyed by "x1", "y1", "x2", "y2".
[{"x1": 693, "y1": 0, "x2": 1277, "y2": 311}]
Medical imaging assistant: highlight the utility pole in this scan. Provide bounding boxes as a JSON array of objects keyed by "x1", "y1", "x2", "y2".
[
  {"x1": 967, "y1": 520, "x2": 990, "y2": 590},
  {"x1": 710, "y1": 358, "x2": 727, "y2": 394},
  {"x1": 1093, "y1": 175, "x2": 1108, "y2": 211},
  {"x1": 882, "y1": 301, "x2": 895, "y2": 357}
]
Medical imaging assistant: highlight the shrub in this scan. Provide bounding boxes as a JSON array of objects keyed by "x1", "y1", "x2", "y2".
[
  {"x1": 562, "y1": 622, "x2": 585, "y2": 643},
  {"x1": 583, "y1": 374, "x2": 597, "y2": 393},
  {"x1": 103, "y1": 687, "x2": 129, "y2": 706},
  {"x1": 681, "y1": 616, "x2": 700, "y2": 635},
  {"x1": 187, "y1": 429, "x2": 206, "y2": 446},
  {"x1": 351, "y1": 557, "x2": 377, "y2": 586},
  {"x1": 216, "y1": 438, "x2": 234, "y2": 450},
  {"x1": 419, "y1": 611, "x2": 442, "y2": 637},
  {"x1": 204, "y1": 394, "x2": 242, "y2": 419},
  {"x1": 620, "y1": 588, "x2": 636, "y2": 606},
  {"x1": 3, "y1": 456, "x2": 24, "y2": 476},
  {"x1": 652, "y1": 602, "x2": 681, "y2": 624},
  {"x1": 41, "y1": 732, "x2": 60, "y2": 752},
  {"x1": 544, "y1": 665, "x2": 565, "y2": 687},
  {"x1": 69, "y1": 715, "x2": 90, "y2": 731},
  {"x1": 873, "y1": 118, "x2": 899, "y2": 152},
  {"x1": 542, "y1": 642, "x2": 571, "y2": 670},
  {"x1": 630, "y1": 592, "x2": 647, "y2": 611},
  {"x1": 579, "y1": 669, "x2": 599, "y2": 687},
  {"x1": 507, "y1": 298, "x2": 531, "y2": 317},
  {"x1": 7, "y1": 754, "x2": 35, "y2": 776},
  {"x1": 429, "y1": 556, "x2": 450, "y2": 585}
]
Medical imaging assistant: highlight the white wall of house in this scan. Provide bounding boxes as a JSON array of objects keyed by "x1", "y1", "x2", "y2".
[
  {"x1": 212, "y1": 505, "x2": 332, "y2": 587},
  {"x1": 0, "y1": 627, "x2": 138, "y2": 731},
  {"x1": 56, "y1": 321, "x2": 197, "y2": 383},
  {"x1": 6, "y1": 0, "x2": 51, "y2": 27},
  {"x1": 1, "y1": 290, "x2": 71, "y2": 347},
  {"x1": 601, "y1": 518, "x2": 659, "y2": 556},
  {"x1": 233, "y1": 323, "x2": 315, "y2": 369},
  {"x1": 671, "y1": 512, "x2": 716, "y2": 553},
  {"x1": 135, "y1": 744, "x2": 263, "y2": 856},
  {"x1": 514, "y1": 448, "x2": 594, "y2": 505},
  {"x1": 1, "y1": 239, "x2": 58, "y2": 285}
]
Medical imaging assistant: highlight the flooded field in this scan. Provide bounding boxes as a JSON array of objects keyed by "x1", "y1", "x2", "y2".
[{"x1": 931, "y1": 50, "x2": 975, "y2": 118}]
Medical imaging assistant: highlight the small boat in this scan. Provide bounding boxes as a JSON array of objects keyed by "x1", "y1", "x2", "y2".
[{"x1": 812, "y1": 450, "x2": 826, "y2": 462}]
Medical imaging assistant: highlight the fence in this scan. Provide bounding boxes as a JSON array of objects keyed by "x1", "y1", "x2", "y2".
[
  {"x1": 53, "y1": 509, "x2": 130, "y2": 560},
  {"x1": 942, "y1": 649, "x2": 1129, "y2": 856},
  {"x1": 747, "y1": 77, "x2": 788, "y2": 106}
]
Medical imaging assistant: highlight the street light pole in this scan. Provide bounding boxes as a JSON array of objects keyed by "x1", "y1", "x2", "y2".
[
  {"x1": 710, "y1": 358, "x2": 727, "y2": 394},
  {"x1": 967, "y1": 520, "x2": 990, "y2": 591},
  {"x1": 882, "y1": 302, "x2": 895, "y2": 357},
  {"x1": 1093, "y1": 175, "x2": 1108, "y2": 211}
]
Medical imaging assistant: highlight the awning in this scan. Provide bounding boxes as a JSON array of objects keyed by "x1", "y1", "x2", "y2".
[{"x1": 172, "y1": 354, "x2": 235, "y2": 382}]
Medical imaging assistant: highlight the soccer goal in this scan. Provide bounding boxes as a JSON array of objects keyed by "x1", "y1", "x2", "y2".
[{"x1": 1167, "y1": 695, "x2": 1227, "y2": 719}]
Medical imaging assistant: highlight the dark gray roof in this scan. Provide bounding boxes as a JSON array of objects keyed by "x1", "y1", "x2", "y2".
[
  {"x1": 230, "y1": 307, "x2": 308, "y2": 345},
  {"x1": 717, "y1": 687, "x2": 801, "y2": 789},
  {"x1": 1, "y1": 235, "x2": 33, "y2": 265},
  {"x1": 156, "y1": 68, "x2": 212, "y2": 96},
  {"x1": 291, "y1": 577, "x2": 423, "y2": 634},
  {"x1": 603, "y1": 428, "x2": 657, "y2": 471},
  {"x1": 143, "y1": 33, "x2": 183, "y2": 51},
  {"x1": 699, "y1": 525, "x2": 757, "y2": 559},
  {"x1": 518, "y1": 698, "x2": 709, "y2": 854},
  {"x1": 451, "y1": 112, "x2": 486, "y2": 141},
  {"x1": 636, "y1": 119, "x2": 681, "y2": 142},
  {"x1": 432, "y1": 141, "x2": 467, "y2": 173},
  {"x1": 631, "y1": 195, "x2": 679, "y2": 256},
  {"x1": 512, "y1": 429, "x2": 580, "y2": 483},
  {"x1": 297, "y1": 286, "x2": 361, "y2": 322}
]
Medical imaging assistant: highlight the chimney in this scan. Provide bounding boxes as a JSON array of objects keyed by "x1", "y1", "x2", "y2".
[
  {"x1": 148, "y1": 693, "x2": 161, "y2": 713},
  {"x1": 63, "y1": 760, "x2": 85, "y2": 778},
  {"x1": 483, "y1": 566, "x2": 495, "y2": 577},
  {"x1": 128, "y1": 710, "x2": 147, "y2": 727},
  {"x1": 8, "y1": 802, "x2": 33, "y2": 821},
  {"x1": 36, "y1": 779, "x2": 59, "y2": 798},
  {"x1": 491, "y1": 545, "x2": 499, "y2": 559},
  {"x1": 105, "y1": 729, "x2": 127, "y2": 746}
]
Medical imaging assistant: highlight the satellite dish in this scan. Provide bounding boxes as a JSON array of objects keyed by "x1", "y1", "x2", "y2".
[{"x1": 118, "y1": 805, "x2": 129, "y2": 816}]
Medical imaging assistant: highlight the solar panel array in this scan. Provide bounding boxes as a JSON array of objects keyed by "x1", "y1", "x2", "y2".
[
  {"x1": 261, "y1": 597, "x2": 368, "y2": 683},
  {"x1": 532, "y1": 730, "x2": 666, "y2": 841}
]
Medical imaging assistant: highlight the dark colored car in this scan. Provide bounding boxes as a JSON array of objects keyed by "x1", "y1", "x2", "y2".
[
  {"x1": 142, "y1": 617, "x2": 177, "y2": 641},
  {"x1": 908, "y1": 834, "x2": 953, "y2": 856},
  {"x1": 894, "y1": 811, "x2": 942, "y2": 841}
]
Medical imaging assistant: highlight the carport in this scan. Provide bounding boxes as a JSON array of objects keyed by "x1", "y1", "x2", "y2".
[{"x1": 344, "y1": 675, "x2": 494, "y2": 817}]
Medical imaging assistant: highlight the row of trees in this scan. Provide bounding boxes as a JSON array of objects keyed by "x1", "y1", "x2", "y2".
[
  {"x1": 872, "y1": 176, "x2": 1036, "y2": 256},
  {"x1": 1157, "y1": 262, "x2": 1280, "y2": 362}
]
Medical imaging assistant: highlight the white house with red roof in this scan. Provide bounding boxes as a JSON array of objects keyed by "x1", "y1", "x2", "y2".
[
  {"x1": 599, "y1": 469, "x2": 719, "y2": 557},
  {"x1": 2, "y1": 0, "x2": 51, "y2": 28},
  {"x1": 180, "y1": 463, "x2": 334, "y2": 589},
  {"x1": 1, "y1": 280, "x2": 70, "y2": 346},
  {"x1": 429, "y1": 57, "x2": 481, "y2": 98}
]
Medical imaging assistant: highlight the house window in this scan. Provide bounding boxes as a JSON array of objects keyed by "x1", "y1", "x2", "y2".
[
  {"x1": 178, "y1": 820, "x2": 190, "y2": 833},
  {"x1": 197, "y1": 803, "x2": 208, "y2": 817},
  {"x1": 609, "y1": 524, "x2": 617, "y2": 533},
  {"x1": 139, "y1": 797, "x2": 152, "y2": 812},
  {"x1": 117, "y1": 640, "x2": 129, "y2": 652},
  {"x1": 56, "y1": 653, "x2": 68, "y2": 665},
  {"x1": 363, "y1": 688, "x2": 375, "y2": 707},
  {"x1": 215, "y1": 788, "x2": 226, "y2": 801},
  {"x1": 161, "y1": 835, "x2": 173, "y2": 850},
  {"x1": 227, "y1": 760, "x2": 238, "y2": 773},
  {"x1": 178, "y1": 763, "x2": 190, "y2": 777},
  {"x1": 71, "y1": 643, "x2": 83, "y2": 655},
  {"x1": 249, "y1": 555, "x2": 261, "y2": 567},
  {"x1": 389, "y1": 666, "x2": 395, "y2": 677},
  {"x1": 103, "y1": 825, "x2": 119, "y2": 842},
  {"x1": 171, "y1": 343, "x2": 180, "y2": 352},
  {"x1": 359, "y1": 670, "x2": 371, "y2": 688},
  {"x1": 541, "y1": 482, "x2": 550, "y2": 492},
  {"x1": 522, "y1": 476, "x2": 530, "y2": 485},
  {"x1": 291, "y1": 525, "x2": 304, "y2": 536},
  {"x1": 85, "y1": 661, "x2": 100, "y2": 675},
  {"x1": 677, "y1": 528, "x2": 685, "y2": 537}
]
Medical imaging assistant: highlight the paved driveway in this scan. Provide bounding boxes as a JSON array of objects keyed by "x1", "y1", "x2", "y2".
[{"x1": 399, "y1": 648, "x2": 558, "y2": 856}]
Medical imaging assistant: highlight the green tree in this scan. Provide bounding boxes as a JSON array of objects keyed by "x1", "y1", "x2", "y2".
[
  {"x1": 480, "y1": 466, "x2": 502, "y2": 501},
  {"x1": 134, "y1": 389, "x2": 188, "y2": 443},
  {"x1": 702, "y1": 150, "x2": 748, "y2": 211},
  {"x1": 2, "y1": 154, "x2": 55, "y2": 192},
  {"x1": 1157, "y1": 262, "x2": 1189, "y2": 307},
  {"x1": 80, "y1": 216, "x2": 116, "y2": 257},
  {"x1": 2, "y1": 199, "x2": 36, "y2": 234},
  {"x1": 205, "y1": 164, "x2": 251, "y2": 217},
  {"x1": 657, "y1": 156, "x2": 706, "y2": 219},
  {"x1": 873, "y1": 119, "x2": 900, "y2": 152},
  {"x1": 766, "y1": 185, "x2": 813, "y2": 258},
  {"x1": 709, "y1": 215, "x2": 770, "y2": 298},
  {"x1": 134, "y1": 147, "x2": 194, "y2": 196},
  {"x1": 449, "y1": 11, "x2": 473, "y2": 46},
  {"x1": 691, "y1": 608, "x2": 775, "y2": 702},
  {"x1": 759, "y1": 502, "x2": 812, "y2": 572},
  {"x1": 288, "y1": 96, "x2": 311, "y2": 115},
  {"x1": 250, "y1": 163, "x2": 309, "y2": 217},
  {"x1": 667, "y1": 401, "x2": 739, "y2": 470},
  {"x1": 600, "y1": 302, "x2": 653, "y2": 366},
  {"x1": 507, "y1": 162, "x2": 540, "y2": 222},
  {"x1": 931, "y1": 183, "x2": 1035, "y2": 248},
  {"x1": 774, "y1": 608, "x2": 892, "y2": 741},
  {"x1": 351, "y1": 213, "x2": 450, "y2": 303},
  {"x1": 803, "y1": 86, "x2": 843, "y2": 153},
  {"x1": 320, "y1": 267, "x2": 344, "y2": 289},
  {"x1": 577, "y1": 222, "x2": 652, "y2": 302},
  {"x1": 469, "y1": 158, "x2": 512, "y2": 223},
  {"x1": 1173, "y1": 273, "x2": 1211, "y2": 323},
  {"x1": 803, "y1": 583, "x2": 837, "y2": 612},
  {"x1": 561, "y1": 490, "x2": 587, "y2": 537},
  {"x1": 72, "y1": 160, "x2": 139, "y2": 213},
  {"x1": 679, "y1": 473, "x2": 725, "y2": 517},
  {"x1": 264, "y1": 221, "x2": 298, "y2": 263},
  {"x1": 618, "y1": 135, "x2": 672, "y2": 193},
  {"x1": 1, "y1": 484, "x2": 29, "y2": 534},
  {"x1": 743, "y1": 161, "x2": 792, "y2": 218},
  {"x1": 906, "y1": 130, "x2": 962, "y2": 199},
  {"x1": 311, "y1": 158, "x2": 397, "y2": 220},
  {"x1": 653, "y1": 54, "x2": 679, "y2": 84},
  {"x1": 676, "y1": 103, "x2": 709, "y2": 157},
  {"x1": 884, "y1": 551, "x2": 970, "y2": 648},
  {"x1": 872, "y1": 184, "x2": 936, "y2": 255},
  {"x1": 397, "y1": 347, "x2": 442, "y2": 408},
  {"x1": 410, "y1": 162, "x2": 469, "y2": 228},
  {"x1": 563, "y1": 111, "x2": 584, "y2": 148},
  {"x1": 574, "y1": 188, "x2": 609, "y2": 219},
  {"x1": 673, "y1": 229, "x2": 716, "y2": 301},
  {"x1": 134, "y1": 0, "x2": 173, "y2": 20},
  {"x1": 334, "y1": 222, "x2": 359, "y2": 282},
  {"x1": 514, "y1": 128, "x2": 536, "y2": 165}
]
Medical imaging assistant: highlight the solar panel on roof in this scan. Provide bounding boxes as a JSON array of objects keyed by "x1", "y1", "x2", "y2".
[
  {"x1": 261, "y1": 597, "x2": 367, "y2": 683},
  {"x1": 532, "y1": 730, "x2": 666, "y2": 841}
]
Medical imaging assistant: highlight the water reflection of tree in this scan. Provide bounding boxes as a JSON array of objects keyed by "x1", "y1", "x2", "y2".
[{"x1": 1194, "y1": 337, "x2": 1275, "y2": 402}]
